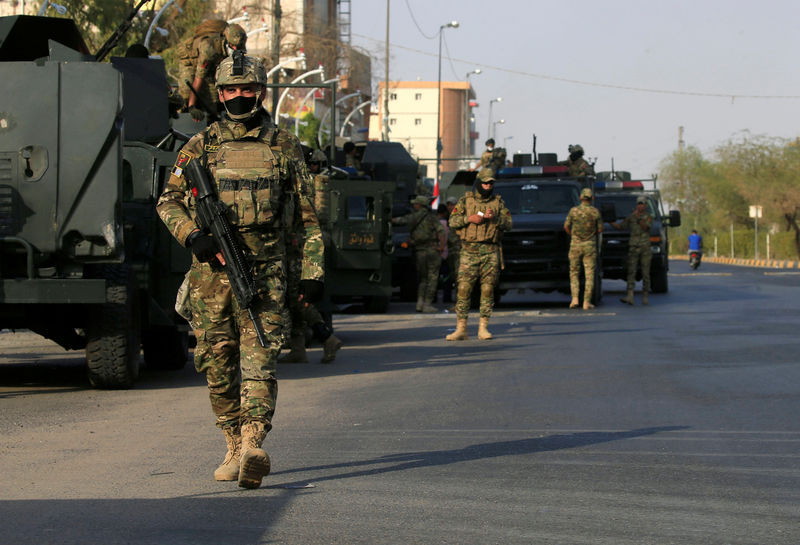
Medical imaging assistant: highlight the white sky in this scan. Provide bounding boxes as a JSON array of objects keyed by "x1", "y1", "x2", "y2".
[{"x1": 351, "y1": 0, "x2": 800, "y2": 178}]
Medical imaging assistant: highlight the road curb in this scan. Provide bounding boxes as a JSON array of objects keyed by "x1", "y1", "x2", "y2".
[{"x1": 670, "y1": 255, "x2": 800, "y2": 269}]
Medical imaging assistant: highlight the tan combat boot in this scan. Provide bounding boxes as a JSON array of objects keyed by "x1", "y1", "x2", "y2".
[
  {"x1": 415, "y1": 296, "x2": 424, "y2": 312},
  {"x1": 321, "y1": 334, "x2": 343, "y2": 363},
  {"x1": 278, "y1": 334, "x2": 308, "y2": 363},
  {"x1": 477, "y1": 317, "x2": 493, "y2": 340},
  {"x1": 620, "y1": 289, "x2": 635, "y2": 306},
  {"x1": 445, "y1": 318, "x2": 468, "y2": 341},
  {"x1": 569, "y1": 297, "x2": 580, "y2": 309},
  {"x1": 421, "y1": 302, "x2": 438, "y2": 313},
  {"x1": 213, "y1": 426, "x2": 241, "y2": 481},
  {"x1": 641, "y1": 291, "x2": 649, "y2": 306},
  {"x1": 583, "y1": 301, "x2": 595, "y2": 310},
  {"x1": 239, "y1": 421, "x2": 270, "y2": 489}
]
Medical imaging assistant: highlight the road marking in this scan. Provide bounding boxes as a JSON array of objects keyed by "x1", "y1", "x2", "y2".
[
  {"x1": 764, "y1": 271, "x2": 800, "y2": 276},
  {"x1": 671, "y1": 272, "x2": 733, "y2": 277}
]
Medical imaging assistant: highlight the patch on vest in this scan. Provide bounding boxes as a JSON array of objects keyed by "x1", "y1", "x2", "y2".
[
  {"x1": 204, "y1": 144, "x2": 220, "y2": 153},
  {"x1": 171, "y1": 151, "x2": 193, "y2": 178}
]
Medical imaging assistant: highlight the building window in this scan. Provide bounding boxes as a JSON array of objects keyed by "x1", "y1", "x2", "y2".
[
  {"x1": 389, "y1": 93, "x2": 397, "y2": 100},
  {"x1": 414, "y1": 93, "x2": 422, "y2": 100},
  {"x1": 389, "y1": 118, "x2": 397, "y2": 125},
  {"x1": 414, "y1": 118, "x2": 422, "y2": 125}
]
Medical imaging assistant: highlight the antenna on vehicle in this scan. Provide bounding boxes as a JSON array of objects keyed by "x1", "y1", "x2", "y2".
[
  {"x1": 611, "y1": 157, "x2": 616, "y2": 180},
  {"x1": 532, "y1": 134, "x2": 538, "y2": 165}
]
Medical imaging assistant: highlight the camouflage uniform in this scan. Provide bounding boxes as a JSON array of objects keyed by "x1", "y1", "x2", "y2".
[
  {"x1": 619, "y1": 208, "x2": 654, "y2": 293},
  {"x1": 564, "y1": 196, "x2": 602, "y2": 303},
  {"x1": 559, "y1": 145, "x2": 595, "y2": 177},
  {"x1": 156, "y1": 109, "x2": 323, "y2": 434},
  {"x1": 177, "y1": 24, "x2": 227, "y2": 110},
  {"x1": 449, "y1": 190, "x2": 512, "y2": 319},
  {"x1": 394, "y1": 201, "x2": 445, "y2": 307}
]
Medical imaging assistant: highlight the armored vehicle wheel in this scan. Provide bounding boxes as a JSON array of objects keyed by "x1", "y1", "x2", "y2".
[
  {"x1": 142, "y1": 325, "x2": 189, "y2": 370},
  {"x1": 85, "y1": 266, "x2": 141, "y2": 389},
  {"x1": 651, "y1": 266, "x2": 669, "y2": 293},
  {"x1": 364, "y1": 295, "x2": 390, "y2": 313}
]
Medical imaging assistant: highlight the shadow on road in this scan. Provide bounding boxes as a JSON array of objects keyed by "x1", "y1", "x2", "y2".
[{"x1": 269, "y1": 425, "x2": 689, "y2": 488}]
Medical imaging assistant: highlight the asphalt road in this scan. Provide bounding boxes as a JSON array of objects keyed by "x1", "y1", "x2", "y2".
[{"x1": 0, "y1": 261, "x2": 798, "y2": 544}]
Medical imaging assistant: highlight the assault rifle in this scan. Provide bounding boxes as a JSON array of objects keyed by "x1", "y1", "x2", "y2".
[
  {"x1": 185, "y1": 159, "x2": 269, "y2": 348},
  {"x1": 95, "y1": 0, "x2": 150, "y2": 62}
]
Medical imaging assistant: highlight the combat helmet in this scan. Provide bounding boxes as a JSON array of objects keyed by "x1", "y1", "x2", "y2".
[
  {"x1": 224, "y1": 23, "x2": 247, "y2": 51},
  {"x1": 215, "y1": 51, "x2": 267, "y2": 121},
  {"x1": 568, "y1": 144, "x2": 584, "y2": 156},
  {"x1": 215, "y1": 51, "x2": 267, "y2": 88}
]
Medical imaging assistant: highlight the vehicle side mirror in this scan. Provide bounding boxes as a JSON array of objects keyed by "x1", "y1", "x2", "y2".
[
  {"x1": 600, "y1": 203, "x2": 617, "y2": 223},
  {"x1": 667, "y1": 210, "x2": 681, "y2": 227}
]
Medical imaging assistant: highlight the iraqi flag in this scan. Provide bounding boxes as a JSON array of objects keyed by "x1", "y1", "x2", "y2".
[{"x1": 431, "y1": 178, "x2": 440, "y2": 209}]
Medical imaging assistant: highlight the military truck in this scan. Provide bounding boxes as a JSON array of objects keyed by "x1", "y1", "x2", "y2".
[
  {"x1": 0, "y1": 15, "x2": 192, "y2": 388},
  {"x1": 593, "y1": 172, "x2": 681, "y2": 293},
  {"x1": 443, "y1": 151, "x2": 608, "y2": 306}
]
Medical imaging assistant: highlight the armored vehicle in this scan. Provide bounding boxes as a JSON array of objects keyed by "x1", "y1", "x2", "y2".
[
  {"x1": 444, "y1": 152, "x2": 607, "y2": 306},
  {"x1": 593, "y1": 173, "x2": 681, "y2": 293},
  {"x1": 324, "y1": 170, "x2": 394, "y2": 313},
  {"x1": 0, "y1": 15, "x2": 192, "y2": 388}
]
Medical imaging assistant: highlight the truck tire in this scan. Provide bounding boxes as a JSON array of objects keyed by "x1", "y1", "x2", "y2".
[
  {"x1": 85, "y1": 266, "x2": 141, "y2": 389},
  {"x1": 651, "y1": 266, "x2": 669, "y2": 293},
  {"x1": 142, "y1": 325, "x2": 189, "y2": 370},
  {"x1": 364, "y1": 295, "x2": 390, "y2": 314}
]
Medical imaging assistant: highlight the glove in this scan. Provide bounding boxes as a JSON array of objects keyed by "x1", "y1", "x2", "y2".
[
  {"x1": 299, "y1": 279, "x2": 324, "y2": 304},
  {"x1": 189, "y1": 106, "x2": 205, "y2": 122},
  {"x1": 187, "y1": 232, "x2": 218, "y2": 263}
]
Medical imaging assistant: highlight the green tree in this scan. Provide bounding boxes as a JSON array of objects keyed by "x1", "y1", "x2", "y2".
[{"x1": 297, "y1": 112, "x2": 322, "y2": 148}]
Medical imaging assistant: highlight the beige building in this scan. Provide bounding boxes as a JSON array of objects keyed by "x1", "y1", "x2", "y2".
[{"x1": 371, "y1": 80, "x2": 477, "y2": 179}]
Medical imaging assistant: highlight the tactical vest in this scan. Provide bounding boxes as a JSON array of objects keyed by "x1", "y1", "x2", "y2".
[
  {"x1": 409, "y1": 210, "x2": 440, "y2": 246},
  {"x1": 203, "y1": 122, "x2": 287, "y2": 230},
  {"x1": 459, "y1": 192, "x2": 504, "y2": 244},
  {"x1": 177, "y1": 33, "x2": 223, "y2": 69}
]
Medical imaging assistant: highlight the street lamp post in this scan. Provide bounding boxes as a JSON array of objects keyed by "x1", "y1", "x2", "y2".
[
  {"x1": 487, "y1": 97, "x2": 502, "y2": 141},
  {"x1": 503, "y1": 135, "x2": 513, "y2": 149},
  {"x1": 463, "y1": 68, "x2": 481, "y2": 166},
  {"x1": 436, "y1": 20, "x2": 459, "y2": 188},
  {"x1": 492, "y1": 118, "x2": 505, "y2": 140}
]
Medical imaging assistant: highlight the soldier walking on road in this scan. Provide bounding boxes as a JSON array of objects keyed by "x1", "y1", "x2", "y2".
[
  {"x1": 564, "y1": 187, "x2": 603, "y2": 309},
  {"x1": 611, "y1": 195, "x2": 653, "y2": 305},
  {"x1": 157, "y1": 52, "x2": 323, "y2": 489},
  {"x1": 446, "y1": 168, "x2": 512, "y2": 341},
  {"x1": 392, "y1": 196, "x2": 446, "y2": 313}
]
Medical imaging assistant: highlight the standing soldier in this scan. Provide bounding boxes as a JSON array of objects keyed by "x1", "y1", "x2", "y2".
[
  {"x1": 392, "y1": 196, "x2": 446, "y2": 313},
  {"x1": 177, "y1": 20, "x2": 247, "y2": 121},
  {"x1": 156, "y1": 52, "x2": 323, "y2": 489},
  {"x1": 560, "y1": 144, "x2": 595, "y2": 177},
  {"x1": 446, "y1": 168, "x2": 512, "y2": 340},
  {"x1": 564, "y1": 187, "x2": 603, "y2": 309},
  {"x1": 280, "y1": 148, "x2": 342, "y2": 364},
  {"x1": 611, "y1": 195, "x2": 653, "y2": 305}
]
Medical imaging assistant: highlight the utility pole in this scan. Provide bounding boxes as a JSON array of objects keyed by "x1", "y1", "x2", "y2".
[
  {"x1": 270, "y1": 0, "x2": 282, "y2": 116},
  {"x1": 382, "y1": 0, "x2": 390, "y2": 141}
]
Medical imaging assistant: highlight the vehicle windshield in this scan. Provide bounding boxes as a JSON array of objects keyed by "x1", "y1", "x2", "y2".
[
  {"x1": 495, "y1": 183, "x2": 579, "y2": 214},
  {"x1": 596, "y1": 194, "x2": 656, "y2": 219}
]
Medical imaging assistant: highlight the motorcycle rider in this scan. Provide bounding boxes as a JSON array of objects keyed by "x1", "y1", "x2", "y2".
[{"x1": 688, "y1": 229, "x2": 703, "y2": 267}]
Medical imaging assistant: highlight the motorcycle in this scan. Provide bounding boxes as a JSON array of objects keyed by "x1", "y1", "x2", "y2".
[{"x1": 689, "y1": 250, "x2": 702, "y2": 270}]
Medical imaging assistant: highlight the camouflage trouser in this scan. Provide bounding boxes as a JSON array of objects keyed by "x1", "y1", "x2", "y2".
[
  {"x1": 626, "y1": 243, "x2": 652, "y2": 292},
  {"x1": 415, "y1": 246, "x2": 442, "y2": 303},
  {"x1": 285, "y1": 255, "x2": 324, "y2": 341},
  {"x1": 455, "y1": 243, "x2": 499, "y2": 319},
  {"x1": 447, "y1": 246, "x2": 460, "y2": 289},
  {"x1": 186, "y1": 259, "x2": 285, "y2": 432},
  {"x1": 568, "y1": 240, "x2": 597, "y2": 300}
]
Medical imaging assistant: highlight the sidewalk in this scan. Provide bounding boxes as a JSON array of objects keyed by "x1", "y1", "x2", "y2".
[{"x1": 670, "y1": 255, "x2": 800, "y2": 269}]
